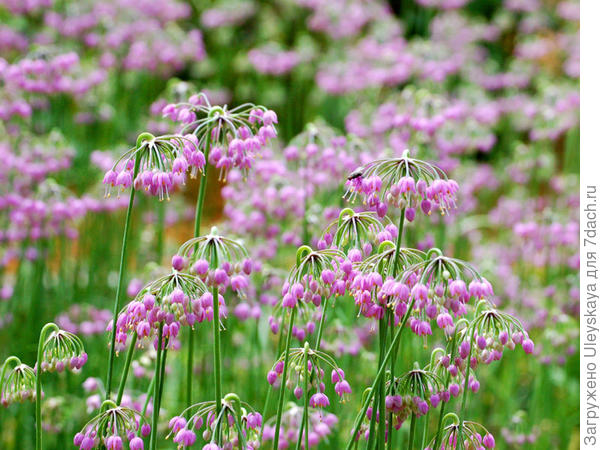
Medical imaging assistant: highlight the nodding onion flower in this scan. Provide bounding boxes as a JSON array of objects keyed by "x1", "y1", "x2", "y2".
[
  {"x1": 167, "y1": 393, "x2": 262, "y2": 449},
  {"x1": 281, "y1": 245, "x2": 347, "y2": 310},
  {"x1": 103, "y1": 132, "x2": 201, "y2": 201},
  {"x1": 269, "y1": 245, "x2": 347, "y2": 340},
  {"x1": 457, "y1": 300, "x2": 534, "y2": 370},
  {"x1": 176, "y1": 226, "x2": 253, "y2": 297},
  {"x1": 381, "y1": 366, "x2": 445, "y2": 432},
  {"x1": 349, "y1": 240, "x2": 425, "y2": 321},
  {"x1": 112, "y1": 270, "x2": 208, "y2": 349},
  {"x1": 321, "y1": 208, "x2": 390, "y2": 251},
  {"x1": 344, "y1": 149, "x2": 459, "y2": 219},
  {"x1": 74, "y1": 400, "x2": 148, "y2": 450},
  {"x1": 38, "y1": 324, "x2": 87, "y2": 373},
  {"x1": 0, "y1": 357, "x2": 37, "y2": 406},
  {"x1": 267, "y1": 344, "x2": 351, "y2": 404},
  {"x1": 162, "y1": 92, "x2": 278, "y2": 181},
  {"x1": 424, "y1": 414, "x2": 496, "y2": 450},
  {"x1": 404, "y1": 248, "x2": 493, "y2": 337}
]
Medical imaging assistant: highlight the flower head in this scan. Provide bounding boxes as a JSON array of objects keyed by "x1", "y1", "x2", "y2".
[
  {"x1": 103, "y1": 132, "x2": 200, "y2": 201},
  {"x1": 163, "y1": 93, "x2": 278, "y2": 180},
  {"x1": 344, "y1": 149, "x2": 459, "y2": 218}
]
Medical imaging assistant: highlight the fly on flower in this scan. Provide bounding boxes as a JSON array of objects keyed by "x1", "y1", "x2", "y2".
[{"x1": 344, "y1": 149, "x2": 459, "y2": 219}]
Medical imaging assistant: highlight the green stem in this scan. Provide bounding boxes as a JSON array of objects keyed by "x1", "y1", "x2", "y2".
[
  {"x1": 304, "y1": 344, "x2": 309, "y2": 450},
  {"x1": 36, "y1": 323, "x2": 59, "y2": 450},
  {"x1": 187, "y1": 167, "x2": 209, "y2": 414},
  {"x1": 433, "y1": 328, "x2": 460, "y2": 450},
  {"x1": 296, "y1": 343, "x2": 310, "y2": 450},
  {"x1": 116, "y1": 334, "x2": 137, "y2": 405},
  {"x1": 106, "y1": 156, "x2": 141, "y2": 398},
  {"x1": 212, "y1": 285, "x2": 222, "y2": 419},
  {"x1": 273, "y1": 307, "x2": 297, "y2": 449},
  {"x1": 315, "y1": 296, "x2": 329, "y2": 351},
  {"x1": 420, "y1": 414, "x2": 429, "y2": 450},
  {"x1": 408, "y1": 413, "x2": 417, "y2": 450},
  {"x1": 296, "y1": 296, "x2": 330, "y2": 447},
  {"x1": 388, "y1": 209, "x2": 406, "y2": 449},
  {"x1": 158, "y1": 345, "x2": 168, "y2": 413},
  {"x1": 457, "y1": 326, "x2": 476, "y2": 446},
  {"x1": 260, "y1": 321, "x2": 285, "y2": 438},
  {"x1": 346, "y1": 298, "x2": 416, "y2": 449},
  {"x1": 376, "y1": 317, "x2": 387, "y2": 450},
  {"x1": 156, "y1": 201, "x2": 165, "y2": 263},
  {"x1": 150, "y1": 324, "x2": 164, "y2": 450},
  {"x1": 142, "y1": 376, "x2": 156, "y2": 417}
]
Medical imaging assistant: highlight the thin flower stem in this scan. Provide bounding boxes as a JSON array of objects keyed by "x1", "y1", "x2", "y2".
[
  {"x1": 273, "y1": 307, "x2": 297, "y2": 449},
  {"x1": 156, "y1": 201, "x2": 165, "y2": 263},
  {"x1": 457, "y1": 325, "x2": 477, "y2": 446},
  {"x1": 187, "y1": 167, "x2": 209, "y2": 416},
  {"x1": 388, "y1": 208, "x2": 406, "y2": 450},
  {"x1": 150, "y1": 324, "x2": 164, "y2": 450},
  {"x1": 433, "y1": 328, "x2": 460, "y2": 450},
  {"x1": 408, "y1": 413, "x2": 417, "y2": 450},
  {"x1": 142, "y1": 376, "x2": 156, "y2": 417},
  {"x1": 157, "y1": 345, "x2": 169, "y2": 414},
  {"x1": 376, "y1": 317, "x2": 388, "y2": 450},
  {"x1": 36, "y1": 323, "x2": 59, "y2": 450},
  {"x1": 345, "y1": 298, "x2": 416, "y2": 449},
  {"x1": 315, "y1": 296, "x2": 329, "y2": 351},
  {"x1": 116, "y1": 334, "x2": 138, "y2": 405},
  {"x1": 212, "y1": 285, "x2": 223, "y2": 420},
  {"x1": 304, "y1": 344, "x2": 309, "y2": 450},
  {"x1": 296, "y1": 296, "x2": 330, "y2": 446},
  {"x1": 106, "y1": 155, "x2": 141, "y2": 398},
  {"x1": 295, "y1": 343, "x2": 310, "y2": 450},
  {"x1": 260, "y1": 321, "x2": 286, "y2": 439},
  {"x1": 421, "y1": 414, "x2": 429, "y2": 450}
]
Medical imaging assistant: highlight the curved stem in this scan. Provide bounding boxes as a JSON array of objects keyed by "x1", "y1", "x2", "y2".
[
  {"x1": 36, "y1": 323, "x2": 58, "y2": 450},
  {"x1": 106, "y1": 156, "x2": 141, "y2": 398},
  {"x1": 273, "y1": 307, "x2": 297, "y2": 449},
  {"x1": 149, "y1": 324, "x2": 164, "y2": 450},
  {"x1": 345, "y1": 298, "x2": 416, "y2": 449},
  {"x1": 116, "y1": 334, "x2": 137, "y2": 405}
]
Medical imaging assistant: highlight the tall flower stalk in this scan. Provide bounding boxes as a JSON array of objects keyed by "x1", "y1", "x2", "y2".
[
  {"x1": 104, "y1": 132, "x2": 196, "y2": 398},
  {"x1": 165, "y1": 93, "x2": 277, "y2": 413},
  {"x1": 176, "y1": 228, "x2": 252, "y2": 425},
  {"x1": 36, "y1": 323, "x2": 86, "y2": 450}
]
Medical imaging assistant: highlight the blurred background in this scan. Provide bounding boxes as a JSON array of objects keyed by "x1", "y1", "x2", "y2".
[{"x1": 0, "y1": 0, "x2": 579, "y2": 448}]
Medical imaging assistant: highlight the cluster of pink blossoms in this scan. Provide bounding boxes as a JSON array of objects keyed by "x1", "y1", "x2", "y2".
[
  {"x1": 102, "y1": 134, "x2": 204, "y2": 201},
  {"x1": 162, "y1": 94, "x2": 278, "y2": 180},
  {"x1": 346, "y1": 174, "x2": 459, "y2": 219},
  {"x1": 267, "y1": 359, "x2": 351, "y2": 408}
]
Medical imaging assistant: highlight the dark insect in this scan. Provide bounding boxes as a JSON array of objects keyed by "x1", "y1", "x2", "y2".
[{"x1": 347, "y1": 167, "x2": 364, "y2": 180}]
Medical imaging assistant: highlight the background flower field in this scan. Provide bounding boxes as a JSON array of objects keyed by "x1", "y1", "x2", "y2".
[{"x1": 0, "y1": 0, "x2": 579, "y2": 449}]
